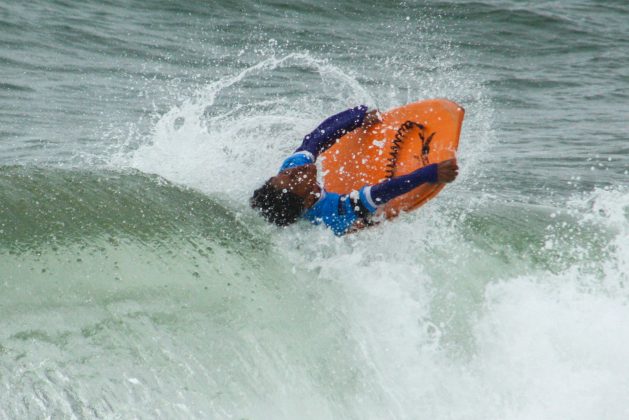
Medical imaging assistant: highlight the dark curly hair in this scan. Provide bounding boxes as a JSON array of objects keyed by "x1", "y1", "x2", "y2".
[{"x1": 250, "y1": 180, "x2": 305, "y2": 226}]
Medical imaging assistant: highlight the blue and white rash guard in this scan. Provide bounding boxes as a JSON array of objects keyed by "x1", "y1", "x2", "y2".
[
  {"x1": 278, "y1": 105, "x2": 439, "y2": 236},
  {"x1": 279, "y1": 151, "x2": 377, "y2": 236}
]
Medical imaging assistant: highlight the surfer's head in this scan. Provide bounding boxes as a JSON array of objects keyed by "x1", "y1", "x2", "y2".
[{"x1": 250, "y1": 164, "x2": 320, "y2": 226}]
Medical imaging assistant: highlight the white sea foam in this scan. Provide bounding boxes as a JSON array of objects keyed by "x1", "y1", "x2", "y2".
[
  {"x1": 125, "y1": 53, "x2": 375, "y2": 202},
  {"x1": 276, "y1": 185, "x2": 629, "y2": 419}
]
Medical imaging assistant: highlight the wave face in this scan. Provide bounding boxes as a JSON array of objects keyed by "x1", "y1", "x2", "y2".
[{"x1": 1, "y1": 0, "x2": 628, "y2": 418}]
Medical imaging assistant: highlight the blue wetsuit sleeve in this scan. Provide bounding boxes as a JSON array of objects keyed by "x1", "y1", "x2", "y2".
[
  {"x1": 278, "y1": 151, "x2": 315, "y2": 172},
  {"x1": 295, "y1": 105, "x2": 369, "y2": 159},
  {"x1": 367, "y1": 164, "x2": 439, "y2": 206}
]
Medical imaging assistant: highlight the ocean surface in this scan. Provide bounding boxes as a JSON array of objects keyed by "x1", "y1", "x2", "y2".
[{"x1": 1, "y1": 0, "x2": 628, "y2": 418}]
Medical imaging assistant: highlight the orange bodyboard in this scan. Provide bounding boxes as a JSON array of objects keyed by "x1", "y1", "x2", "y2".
[{"x1": 321, "y1": 99, "x2": 464, "y2": 218}]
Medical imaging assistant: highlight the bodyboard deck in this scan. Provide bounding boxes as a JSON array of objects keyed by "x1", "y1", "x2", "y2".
[{"x1": 321, "y1": 99, "x2": 465, "y2": 218}]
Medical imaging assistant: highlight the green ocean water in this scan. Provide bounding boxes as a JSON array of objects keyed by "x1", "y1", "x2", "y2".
[{"x1": 1, "y1": 1, "x2": 628, "y2": 418}]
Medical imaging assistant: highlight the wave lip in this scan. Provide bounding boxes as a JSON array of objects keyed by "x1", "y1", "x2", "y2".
[{"x1": 0, "y1": 166, "x2": 264, "y2": 252}]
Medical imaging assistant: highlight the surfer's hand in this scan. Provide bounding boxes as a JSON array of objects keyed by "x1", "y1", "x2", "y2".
[
  {"x1": 362, "y1": 109, "x2": 382, "y2": 127},
  {"x1": 437, "y1": 159, "x2": 458, "y2": 183}
]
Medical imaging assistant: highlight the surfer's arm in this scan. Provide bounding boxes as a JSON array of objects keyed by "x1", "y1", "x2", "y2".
[
  {"x1": 295, "y1": 105, "x2": 369, "y2": 159},
  {"x1": 313, "y1": 163, "x2": 445, "y2": 236},
  {"x1": 360, "y1": 164, "x2": 440, "y2": 210},
  {"x1": 363, "y1": 159, "x2": 458, "y2": 207}
]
